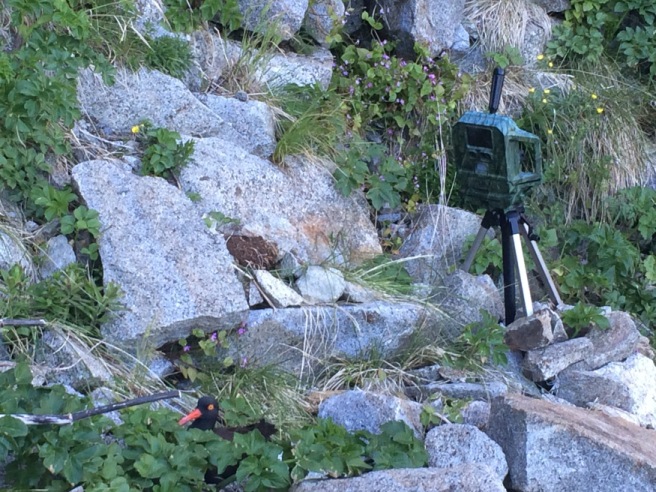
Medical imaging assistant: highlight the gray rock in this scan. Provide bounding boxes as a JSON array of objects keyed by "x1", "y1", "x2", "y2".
[
  {"x1": 522, "y1": 337, "x2": 592, "y2": 381},
  {"x1": 247, "y1": 279, "x2": 266, "y2": 307},
  {"x1": 180, "y1": 139, "x2": 381, "y2": 266},
  {"x1": 77, "y1": 67, "x2": 254, "y2": 152},
  {"x1": 487, "y1": 393, "x2": 656, "y2": 492},
  {"x1": 146, "y1": 354, "x2": 177, "y2": 379},
  {"x1": 461, "y1": 400, "x2": 491, "y2": 429},
  {"x1": 255, "y1": 47, "x2": 334, "y2": 90},
  {"x1": 379, "y1": 0, "x2": 465, "y2": 57},
  {"x1": 426, "y1": 424, "x2": 508, "y2": 480},
  {"x1": 576, "y1": 311, "x2": 641, "y2": 371},
  {"x1": 35, "y1": 329, "x2": 112, "y2": 391},
  {"x1": 451, "y1": 24, "x2": 470, "y2": 52},
  {"x1": 278, "y1": 252, "x2": 303, "y2": 279},
  {"x1": 0, "y1": 229, "x2": 32, "y2": 274},
  {"x1": 195, "y1": 93, "x2": 276, "y2": 159},
  {"x1": 341, "y1": 281, "x2": 379, "y2": 303},
  {"x1": 587, "y1": 401, "x2": 642, "y2": 427},
  {"x1": 430, "y1": 270, "x2": 504, "y2": 337},
  {"x1": 408, "y1": 381, "x2": 507, "y2": 402},
  {"x1": 528, "y1": 0, "x2": 570, "y2": 12},
  {"x1": 187, "y1": 31, "x2": 243, "y2": 91},
  {"x1": 295, "y1": 266, "x2": 346, "y2": 304},
  {"x1": 72, "y1": 160, "x2": 248, "y2": 349},
  {"x1": 89, "y1": 387, "x2": 123, "y2": 425},
  {"x1": 318, "y1": 389, "x2": 423, "y2": 439},
  {"x1": 227, "y1": 301, "x2": 448, "y2": 374},
  {"x1": 38, "y1": 235, "x2": 76, "y2": 279},
  {"x1": 398, "y1": 205, "x2": 486, "y2": 285},
  {"x1": 303, "y1": 0, "x2": 345, "y2": 46},
  {"x1": 504, "y1": 309, "x2": 553, "y2": 351},
  {"x1": 342, "y1": 0, "x2": 364, "y2": 34},
  {"x1": 291, "y1": 465, "x2": 506, "y2": 492},
  {"x1": 238, "y1": 0, "x2": 308, "y2": 40},
  {"x1": 253, "y1": 269, "x2": 304, "y2": 307},
  {"x1": 556, "y1": 354, "x2": 656, "y2": 428}
]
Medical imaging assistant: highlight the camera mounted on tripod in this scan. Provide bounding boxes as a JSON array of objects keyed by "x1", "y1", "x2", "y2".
[
  {"x1": 453, "y1": 68, "x2": 562, "y2": 323},
  {"x1": 452, "y1": 68, "x2": 543, "y2": 211}
]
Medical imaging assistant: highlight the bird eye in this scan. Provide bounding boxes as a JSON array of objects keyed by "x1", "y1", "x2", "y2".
[{"x1": 207, "y1": 404, "x2": 215, "y2": 410}]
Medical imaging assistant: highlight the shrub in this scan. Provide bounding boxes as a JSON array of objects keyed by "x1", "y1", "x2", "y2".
[{"x1": 330, "y1": 40, "x2": 468, "y2": 210}]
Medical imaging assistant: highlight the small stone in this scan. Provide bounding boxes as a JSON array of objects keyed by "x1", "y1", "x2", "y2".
[
  {"x1": 522, "y1": 337, "x2": 592, "y2": 381},
  {"x1": 234, "y1": 90, "x2": 248, "y2": 102},
  {"x1": 504, "y1": 309, "x2": 553, "y2": 351}
]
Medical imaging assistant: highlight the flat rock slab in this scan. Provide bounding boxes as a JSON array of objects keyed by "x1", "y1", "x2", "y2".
[
  {"x1": 230, "y1": 301, "x2": 447, "y2": 374},
  {"x1": 291, "y1": 465, "x2": 506, "y2": 492},
  {"x1": 426, "y1": 424, "x2": 508, "y2": 480},
  {"x1": 180, "y1": 138, "x2": 381, "y2": 265},
  {"x1": 77, "y1": 68, "x2": 249, "y2": 146},
  {"x1": 318, "y1": 389, "x2": 424, "y2": 439},
  {"x1": 556, "y1": 353, "x2": 656, "y2": 428},
  {"x1": 72, "y1": 160, "x2": 248, "y2": 349},
  {"x1": 487, "y1": 393, "x2": 656, "y2": 492}
]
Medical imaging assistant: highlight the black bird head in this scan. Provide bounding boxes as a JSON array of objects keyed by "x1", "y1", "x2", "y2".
[{"x1": 178, "y1": 396, "x2": 220, "y2": 430}]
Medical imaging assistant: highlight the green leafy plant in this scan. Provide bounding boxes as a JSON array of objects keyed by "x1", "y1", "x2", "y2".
[
  {"x1": 141, "y1": 35, "x2": 193, "y2": 79},
  {"x1": 274, "y1": 84, "x2": 348, "y2": 163},
  {"x1": 163, "y1": 0, "x2": 243, "y2": 34},
  {"x1": 0, "y1": 363, "x2": 429, "y2": 491},
  {"x1": 518, "y1": 66, "x2": 648, "y2": 223},
  {"x1": 560, "y1": 301, "x2": 611, "y2": 336},
  {"x1": 60, "y1": 205, "x2": 102, "y2": 239},
  {"x1": 486, "y1": 45, "x2": 524, "y2": 69},
  {"x1": 449, "y1": 310, "x2": 508, "y2": 367},
  {"x1": 330, "y1": 38, "x2": 468, "y2": 210},
  {"x1": 136, "y1": 123, "x2": 195, "y2": 178},
  {"x1": 547, "y1": 0, "x2": 656, "y2": 78},
  {"x1": 0, "y1": 264, "x2": 122, "y2": 348}
]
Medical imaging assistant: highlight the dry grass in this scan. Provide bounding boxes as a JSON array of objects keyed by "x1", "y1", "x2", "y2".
[{"x1": 464, "y1": 0, "x2": 552, "y2": 56}]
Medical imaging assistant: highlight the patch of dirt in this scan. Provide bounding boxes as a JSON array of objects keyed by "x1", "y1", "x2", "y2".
[{"x1": 226, "y1": 235, "x2": 279, "y2": 270}]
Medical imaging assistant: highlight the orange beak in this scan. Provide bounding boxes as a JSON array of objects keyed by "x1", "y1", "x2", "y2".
[{"x1": 178, "y1": 408, "x2": 202, "y2": 425}]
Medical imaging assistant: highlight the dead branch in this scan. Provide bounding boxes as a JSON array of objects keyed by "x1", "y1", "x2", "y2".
[{"x1": 0, "y1": 390, "x2": 181, "y2": 426}]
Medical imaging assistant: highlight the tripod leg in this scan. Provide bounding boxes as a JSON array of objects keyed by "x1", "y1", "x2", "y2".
[
  {"x1": 519, "y1": 224, "x2": 564, "y2": 308},
  {"x1": 508, "y1": 212, "x2": 533, "y2": 318},
  {"x1": 500, "y1": 212, "x2": 517, "y2": 323},
  {"x1": 461, "y1": 210, "x2": 497, "y2": 272}
]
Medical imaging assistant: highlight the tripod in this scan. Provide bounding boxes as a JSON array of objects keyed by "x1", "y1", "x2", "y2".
[{"x1": 461, "y1": 206, "x2": 563, "y2": 323}]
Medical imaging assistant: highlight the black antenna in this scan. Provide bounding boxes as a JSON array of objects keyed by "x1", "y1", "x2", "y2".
[{"x1": 488, "y1": 67, "x2": 505, "y2": 114}]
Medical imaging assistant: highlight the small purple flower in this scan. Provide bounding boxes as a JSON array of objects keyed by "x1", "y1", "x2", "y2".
[
  {"x1": 366, "y1": 82, "x2": 373, "y2": 89},
  {"x1": 349, "y1": 85, "x2": 355, "y2": 95},
  {"x1": 210, "y1": 331, "x2": 218, "y2": 342},
  {"x1": 387, "y1": 128, "x2": 394, "y2": 135},
  {"x1": 183, "y1": 345, "x2": 191, "y2": 352},
  {"x1": 400, "y1": 60, "x2": 407, "y2": 67},
  {"x1": 342, "y1": 70, "x2": 349, "y2": 76},
  {"x1": 240, "y1": 357, "x2": 249, "y2": 368}
]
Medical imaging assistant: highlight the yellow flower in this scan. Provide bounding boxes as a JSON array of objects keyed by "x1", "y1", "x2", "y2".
[
  {"x1": 131, "y1": 125, "x2": 141, "y2": 134},
  {"x1": 596, "y1": 107, "x2": 604, "y2": 114},
  {"x1": 547, "y1": 129, "x2": 553, "y2": 135},
  {"x1": 528, "y1": 87, "x2": 536, "y2": 93},
  {"x1": 548, "y1": 61, "x2": 554, "y2": 68},
  {"x1": 591, "y1": 93, "x2": 598, "y2": 99},
  {"x1": 543, "y1": 89, "x2": 551, "y2": 94},
  {"x1": 537, "y1": 54, "x2": 545, "y2": 61},
  {"x1": 542, "y1": 98, "x2": 548, "y2": 104}
]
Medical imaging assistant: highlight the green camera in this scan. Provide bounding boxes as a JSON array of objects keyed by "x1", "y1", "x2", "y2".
[{"x1": 452, "y1": 69, "x2": 543, "y2": 211}]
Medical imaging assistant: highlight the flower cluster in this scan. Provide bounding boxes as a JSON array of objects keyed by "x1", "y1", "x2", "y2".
[{"x1": 331, "y1": 40, "x2": 467, "y2": 209}]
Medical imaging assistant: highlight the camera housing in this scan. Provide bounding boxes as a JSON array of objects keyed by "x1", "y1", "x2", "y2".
[{"x1": 453, "y1": 112, "x2": 543, "y2": 210}]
